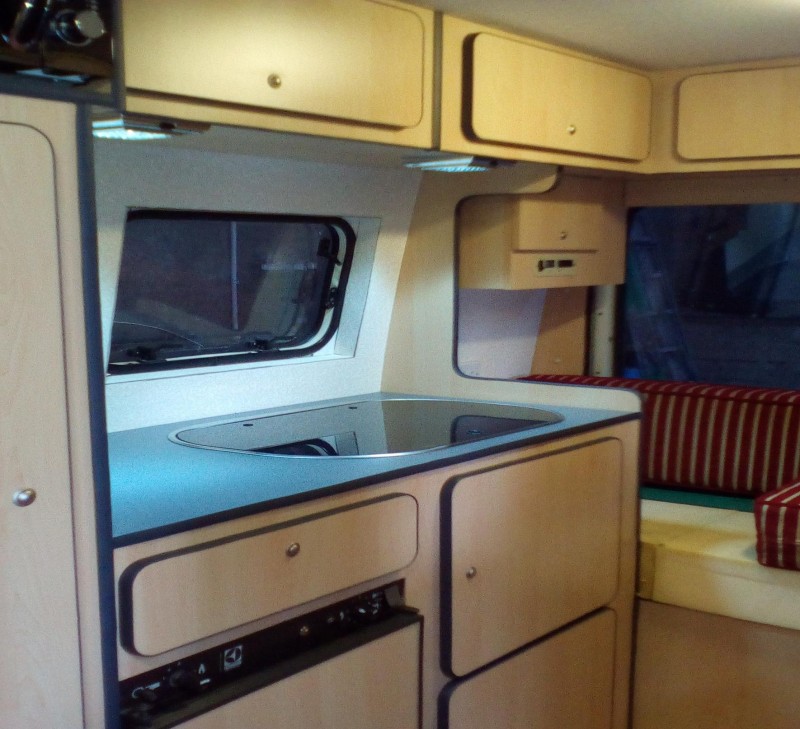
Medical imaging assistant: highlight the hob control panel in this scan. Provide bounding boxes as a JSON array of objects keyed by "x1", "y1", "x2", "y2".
[{"x1": 119, "y1": 581, "x2": 408, "y2": 728}]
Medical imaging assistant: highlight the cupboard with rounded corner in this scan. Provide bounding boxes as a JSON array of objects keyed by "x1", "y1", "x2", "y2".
[
  {"x1": 121, "y1": 0, "x2": 434, "y2": 147},
  {"x1": 440, "y1": 15, "x2": 652, "y2": 171}
]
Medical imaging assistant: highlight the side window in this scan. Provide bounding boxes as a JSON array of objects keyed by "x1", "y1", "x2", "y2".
[
  {"x1": 108, "y1": 211, "x2": 355, "y2": 372},
  {"x1": 623, "y1": 203, "x2": 800, "y2": 387}
]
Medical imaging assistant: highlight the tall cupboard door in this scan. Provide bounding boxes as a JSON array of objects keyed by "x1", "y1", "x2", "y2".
[{"x1": 0, "y1": 105, "x2": 89, "y2": 727}]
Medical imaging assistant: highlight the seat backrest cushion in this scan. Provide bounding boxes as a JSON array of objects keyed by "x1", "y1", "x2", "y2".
[{"x1": 522, "y1": 375, "x2": 800, "y2": 495}]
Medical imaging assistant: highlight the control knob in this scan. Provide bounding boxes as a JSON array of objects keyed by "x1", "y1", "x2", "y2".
[
  {"x1": 168, "y1": 667, "x2": 203, "y2": 694},
  {"x1": 51, "y1": 8, "x2": 105, "y2": 46}
]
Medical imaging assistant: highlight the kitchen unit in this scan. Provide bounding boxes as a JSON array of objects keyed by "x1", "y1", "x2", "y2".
[{"x1": 109, "y1": 396, "x2": 639, "y2": 729}]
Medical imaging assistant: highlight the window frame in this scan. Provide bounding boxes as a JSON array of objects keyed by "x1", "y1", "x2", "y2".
[{"x1": 107, "y1": 209, "x2": 356, "y2": 374}]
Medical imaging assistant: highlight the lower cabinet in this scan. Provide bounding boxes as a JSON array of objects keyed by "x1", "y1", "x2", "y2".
[
  {"x1": 173, "y1": 618, "x2": 421, "y2": 729},
  {"x1": 440, "y1": 610, "x2": 616, "y2": 729},
  {"x1": 441, "y1": 439, "x2": 622, "y2": 675}
]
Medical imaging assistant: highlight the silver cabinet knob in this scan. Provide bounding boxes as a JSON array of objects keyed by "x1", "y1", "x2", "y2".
[
  {"x1": 466, "y1": 566, "x2": 477, "y2": 579},
  {"x1": 12, "y1": 489, "x2": 36, "y2": 507},
  {"x1": 567, "y1": 124, "x2": 577, "y2": 135},
  {"x1": 286, "y1": 542, "x2": 300, "y2": 558},
  {"x1": 268, "y1": 74, "x2": 283, "y2": 89}
]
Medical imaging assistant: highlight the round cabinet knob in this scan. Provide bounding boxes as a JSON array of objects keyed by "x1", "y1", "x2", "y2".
[
  {"x1": 52, "y1": 9, "x2": 106, "y2": 46},
  {"x1": 286, "y1": 542, "x2": 301, "y2": 558},
  {"x1": 267, "y1": 74, "x2": 283, "y2": 89},
  {"x1": 12, "y1": 489, "x2": 36, "y2": 507},
  {"x1": 559, "y1": 230, "x2": 568, "y2": 240},
  {"x1": 465, "y1": 566, "x2": 478, "y2": 580},
  {"x1": 567, "y1": 124, "x2": 577, "y2": 135}
]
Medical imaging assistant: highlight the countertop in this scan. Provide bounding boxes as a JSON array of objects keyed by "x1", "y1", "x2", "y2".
[{"x1": 107, "y1": 392, "x2": 636, "y2": 546}]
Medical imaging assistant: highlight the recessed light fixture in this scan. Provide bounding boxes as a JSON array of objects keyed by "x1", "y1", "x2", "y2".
[
  {"x1": 403, "y1": 154, "x2": 514, "y2": 173},
  {"x1": 92, "y1": 114, "x2": 210, "y2": 141}
]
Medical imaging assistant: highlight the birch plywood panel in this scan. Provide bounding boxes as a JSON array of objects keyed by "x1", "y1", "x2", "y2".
[
  {"x1": 122, "y1": 494, "x2": 418, "y2": 655},
  {"x1": 0, "y1": 122, "x2": 83, "y2": 727},
  {"x1": 443, "y1": 439, "x2": 622, "y2": 675}
]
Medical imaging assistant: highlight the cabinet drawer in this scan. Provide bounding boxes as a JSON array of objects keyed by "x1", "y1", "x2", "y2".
[
  {"x1": 468, "y1": 32, "x2": 651, "y2": 161},
  {"x1": 511, "y1": 177, "x2": 624, "y2": 252},
  {"x1": 122, "y1": 0, "x2": 427, "y2": 129},
  {"x1": 120, "y1": 494, "x2": 418, "y2": 655},
  {"x1": 678, "y1": 66, "x2": 800, "y2": 160},
  {"x1": 442, "y1": 440, "x2": 622, "y2": 675},
  {"x1": 441, "y1": 610, "x2": 615, "y2": 729}
]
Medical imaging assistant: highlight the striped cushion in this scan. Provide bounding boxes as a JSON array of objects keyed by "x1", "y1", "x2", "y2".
[
  {"x1": 521, "y1": 375, "x2": 800, "y2": 496},
  {"x1": 755, "y1": 482, "x2": 800, "y2": 569}
]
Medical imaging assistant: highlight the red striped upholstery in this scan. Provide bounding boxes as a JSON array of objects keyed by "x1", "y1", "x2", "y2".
[
  {"x1": 755, "y1": 482, "x2": 800, "y2": 569},
  {"x1": 521, "y1": 375, "x2": 800, "y2": 496}
]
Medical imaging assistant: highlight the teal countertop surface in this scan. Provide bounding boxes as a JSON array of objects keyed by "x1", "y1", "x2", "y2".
[{"x1": 108, "y1": 392, "x2": 636, "y2": 546}]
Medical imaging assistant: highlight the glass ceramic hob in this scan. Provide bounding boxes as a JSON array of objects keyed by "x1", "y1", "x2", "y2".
[{"x1": 173, "y1": 398, "x2": 562, "y2": 457}]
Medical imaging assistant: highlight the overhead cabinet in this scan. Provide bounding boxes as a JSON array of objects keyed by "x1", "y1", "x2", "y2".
[
  {"x1": 677, "y1": 65, "x2": 800, "y2": 160},
  {"x1": 468, "y1": 33, "x2": 651, "y2": 160},
  {"x1": 440, "y1": 17, "x2": 652, "y2": 169},
  {"x1": 458, "y1": 176, "x2": 627, "y2": 290},
  {"x1": 121, "y1": 0, "x2": 434, "y2": 146}
]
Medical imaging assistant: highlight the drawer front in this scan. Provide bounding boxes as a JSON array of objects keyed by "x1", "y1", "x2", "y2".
[
  {"x1": 123, "y1": 0, "x2": 427, "y2": 129},
  {"x1": 442, "y1": 440, "x2": 622, "y2": 675},
  {"x1": 120, "y1": 494, "x2": 418, "y2": 655},
  {"x1": 468, "y1": 33, "x2": 651, "y2": 161},
  {"x1": 512, "y1": 177, "x2": 625, "y2": 253},
  {"x1": 177, "y1": 621, "x2": 420, "y2": 729},
  {"x1": 442, "y1": 610, "x2": 616, "y2": 729}
]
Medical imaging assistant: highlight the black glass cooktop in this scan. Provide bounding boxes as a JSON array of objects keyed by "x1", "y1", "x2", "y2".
[{"x1": 173, "y1": 398, "x2": 562, "y2": 457}]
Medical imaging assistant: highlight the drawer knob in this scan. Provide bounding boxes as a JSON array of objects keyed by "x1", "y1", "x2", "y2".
[
  {"x1": 268, "y1": 74, "x2": 283, "y2": 89},
  {"x1": 567, "y1": 124, "x2": 577, "y2": 135},
  {"x1": 559, "y1": 230, "x2": 568, "y2": 240},
  {"x1": 12, "y1": 489, "x2": 36, "y2": 507},
  {"x1": 466, "y1": 566, "x2": 477, "y2": 580},
  {"x1": 286, "y1": 542, "x2": 301, "y2": 558}
]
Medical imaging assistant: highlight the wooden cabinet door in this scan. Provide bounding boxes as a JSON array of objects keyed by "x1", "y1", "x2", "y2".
[
  {"x1": 678, "y1": 66, "x2": 800, "y2": 160},
  {"x1": 442, "y1": 610, "x2": 616, "y2": 729},
  {"x1": 123, "y1": 0, "x2": 427, "y2": 129},
  {"x1": 176, "y1": 620, "x2": 421, "y2": 729},
  {"x1": 120, "y1": 494, "x2": 418, "y2": 655},
  {"x1": 0, "y1": 121, "x2": 84, "y2": 726},
  {"x1": 467, "y1": 32, "x2": 651, "y2": 161},
  {"x1": 442, "y1": 439, "x2": 622, "y2": 676}
]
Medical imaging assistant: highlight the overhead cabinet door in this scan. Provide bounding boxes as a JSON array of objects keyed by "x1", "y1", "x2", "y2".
[
  {"x1": 123, "y1": 0, "x2": 427, "y2": 129},
  {"x1": 466, "y1": 33, "x2": 651, "y2": 161},
  {"x1": 677, "y1": 66, "x2": 800, "y2": 160}
]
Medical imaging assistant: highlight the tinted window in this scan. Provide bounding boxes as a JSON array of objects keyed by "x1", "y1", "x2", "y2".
[
  {"x1": 623, "y1": 203, "x2": 800, "y2": 387},
  {"x1": 108, "y1": 211, "x2": 354, "y2": 372}
]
